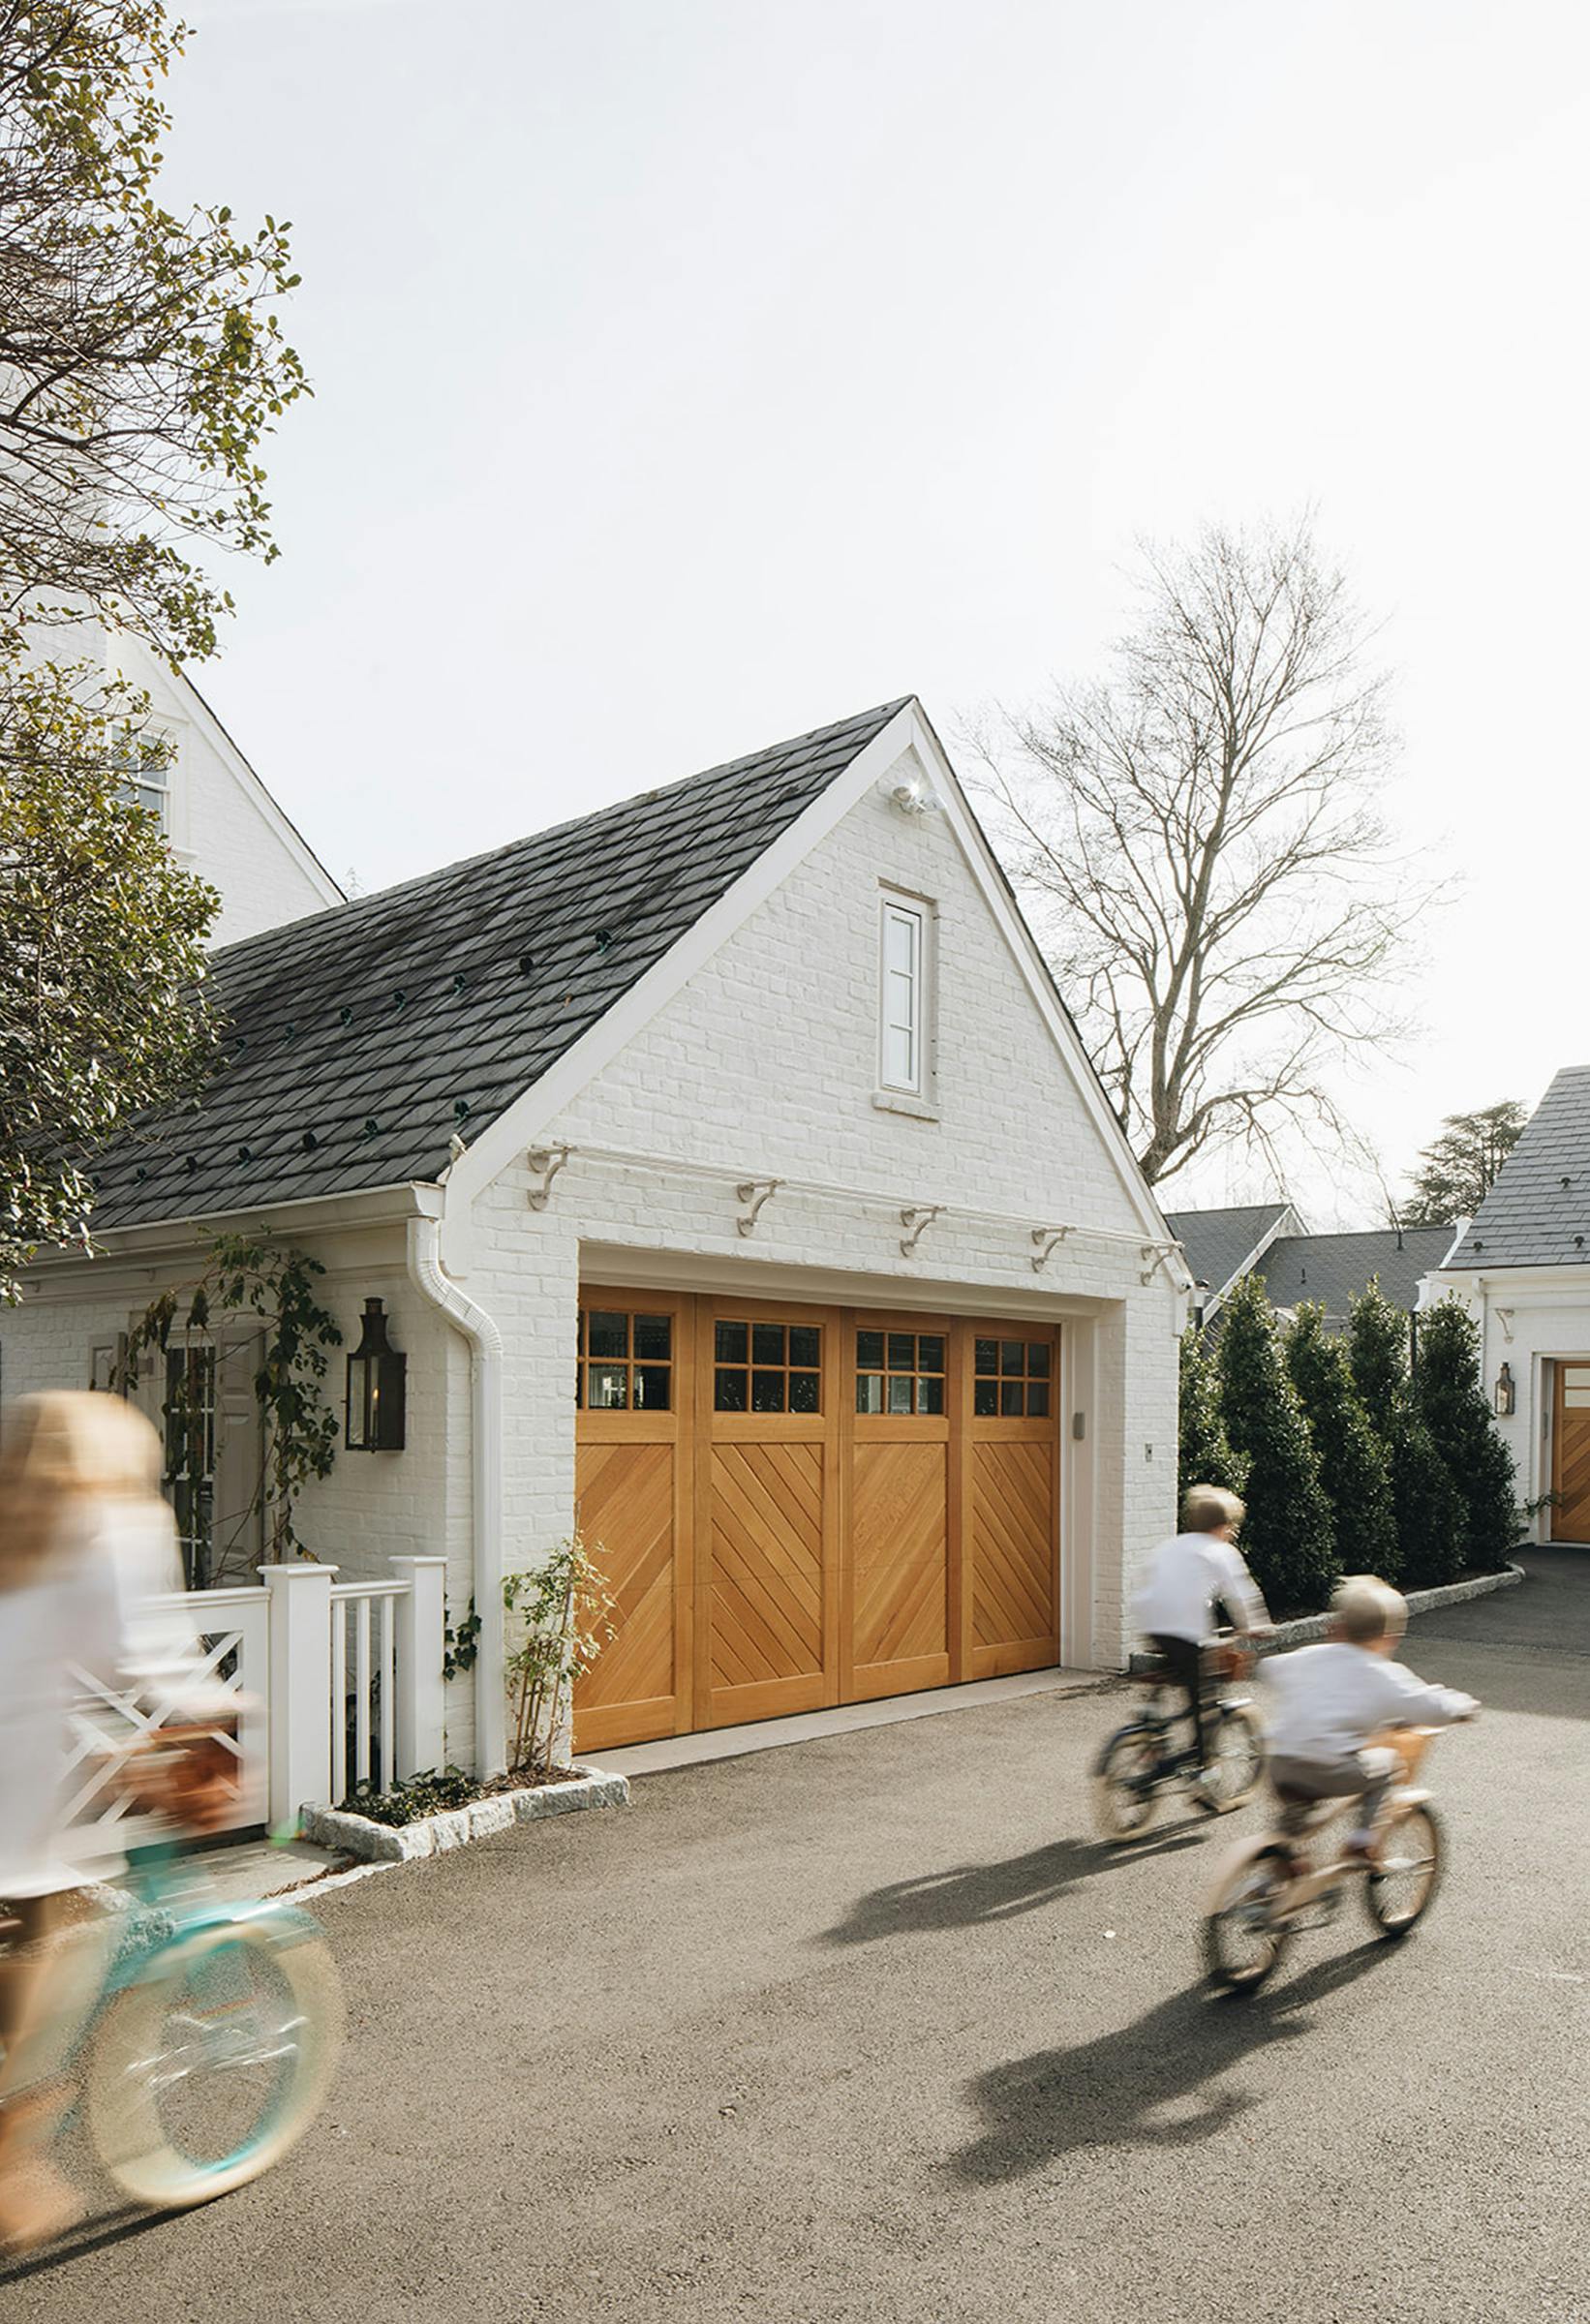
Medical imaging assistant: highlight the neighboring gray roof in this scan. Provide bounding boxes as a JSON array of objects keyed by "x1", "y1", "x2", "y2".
[
  {"x1": 1255, "y1": 1227, "x2": 1458, "y2": 1322},
  {"x1": 1164, "y1": 1203, "x2": 1294, "y2": 1297},
  {"x1": 85, "y1": 699, "x2": 910, "y2": 1230},
  {"x1": 1445, "y1": 1065, "x2": 1590, "y2": 1269}
]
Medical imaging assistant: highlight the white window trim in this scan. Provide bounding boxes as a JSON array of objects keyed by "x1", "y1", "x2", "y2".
[{"x1": 874, "y1": 887, "x2": 938, "y2": 1118}]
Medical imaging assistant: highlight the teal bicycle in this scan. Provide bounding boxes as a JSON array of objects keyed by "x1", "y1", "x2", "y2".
[{"x1": 6, "y1": 1841, "x2": 342, "y2": 2213}]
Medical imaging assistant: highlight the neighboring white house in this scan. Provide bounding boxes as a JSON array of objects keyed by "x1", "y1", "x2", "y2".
[
  {"x1": 103, "y1": 629, "x2": 344, "y2": 943},
  {"x1": 1169, "y1": 1202, "x2": 1457, "y2": 1336},
  {"x1": 2, "y1": 697, "x2": 1188, "y2": 1778},
  {"x1": 1424, "y1": 1063, "x2": 1590, "y2": 1547}
]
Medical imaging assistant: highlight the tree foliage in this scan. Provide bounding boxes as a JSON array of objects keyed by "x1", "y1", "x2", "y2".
[
  {"x1": 1347, "y1": 1279, "x2": 1462, "y2": 1589},
  {"x1": 0, "y1": 2, "x2": 306, "y2": 1294},
  {"x1": 980, "y1": 518, "x2": 1430, "y2": 1185},
  {"x1": 1413, "y1": 1299, "x2": 1518, "y2": 1574},
  {"x1": 0, "y1": 0, "x2": 307, "y2": 659},
  {"x1": 1177, "y1": 1325, "x2": 1247, "y2": 1506},
  {"x1": 0, "y1": 686, "x2": 216, "y2": 1296},
  {"x1": 1284, "y1": 1302, "x2": 1397, "y2": 1579},
  {"x1": 1401, "y1": 1101, "x2": 1527, "y2": 1228},
  {"x1": 1215, "y1": 1274, "x2": 1336, "y2": 1614}
]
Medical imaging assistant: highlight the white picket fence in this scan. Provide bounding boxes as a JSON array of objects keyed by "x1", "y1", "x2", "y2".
[{"x1": 63, "y1": 1554, "x2": 447, "y2": 1848}]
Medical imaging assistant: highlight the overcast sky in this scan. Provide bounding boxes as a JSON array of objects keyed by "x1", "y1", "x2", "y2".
[{"x1": 167, "y1": 0, "x2": 1588, "y2": 1224}]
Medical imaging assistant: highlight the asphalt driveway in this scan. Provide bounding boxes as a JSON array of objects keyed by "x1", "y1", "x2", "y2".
[{"x1": 8, "y1": 1552, "x2": 1590, "y2": 2324}]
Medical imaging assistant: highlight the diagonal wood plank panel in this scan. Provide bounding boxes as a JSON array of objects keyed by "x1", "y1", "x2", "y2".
[
  {"x1": 972, "y1": 1442, "x2": 1055, "y2": 1650},
  {"x1": 574, "y1": 1441, "x2": 675, "y2": 1712},
  {"x1": 710, "y1": 1445, "x2": 825, "y2": 1686},
  {"x1": 852, "y1": 1443, "x2": 948, "y2": 1667}
]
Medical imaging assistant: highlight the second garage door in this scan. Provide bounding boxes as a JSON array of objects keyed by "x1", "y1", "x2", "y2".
[{"x1": 572, "y1": 1289, "x2": 1059, "y2": 1752}]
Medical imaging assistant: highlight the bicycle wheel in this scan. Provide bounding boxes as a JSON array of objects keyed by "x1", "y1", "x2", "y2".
[
  {"x1": 1093, "y1": 1727, "x2": 1164, "y2": 1840},
  {"x1": 1204, "y1": 1846, "x2": 1294, "y2": 1993},
  {"x1": 86, "y1": 1919, "x2": 343, "y2": 2210},
  {"x1": 1200, "y1": 1703, "x2": 1265, "y2": 1814},
  {"x1": 1363, "y1": 1802, "x2": 1443, "y2": 1939}
]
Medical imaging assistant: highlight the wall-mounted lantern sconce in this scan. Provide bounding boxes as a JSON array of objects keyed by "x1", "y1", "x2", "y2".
[
  {"x1": 1494, "y1": 1361, "x2": 1516, "y2": 1418},
  {"x1": 346, "y1": 1298, "x2": 407, "y2": 1451}
]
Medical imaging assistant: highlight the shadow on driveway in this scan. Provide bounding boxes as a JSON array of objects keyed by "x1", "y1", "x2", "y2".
[
  {"x1": 816, "y1": 1820, "x2": 1208, "y2": 1946},
  {"x1": 949, "y1": 1941, "x2": 1391, "y2": 2184}
]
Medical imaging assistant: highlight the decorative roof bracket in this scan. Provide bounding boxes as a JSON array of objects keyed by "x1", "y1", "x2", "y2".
[
  {"x1": 1030, "y1": 1226, "x2": 1073, "y2": 1272},
  {"x1": 526, "y1": 1145, "x2": 572, "y2": 1211},
  {"x1": 900, "y1": 1204, "x2": 944, "y2": 1259},
  {"x1": 736, "y1": 1178, "x2": 781, "y2": 1237},
  {"x1": 1140, "y1": 1240, "x2": 1181, "y2": 1287}
]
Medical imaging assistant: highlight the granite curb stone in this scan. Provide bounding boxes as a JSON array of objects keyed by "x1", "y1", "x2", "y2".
[{"x1": 299, "y1": 1763, "x2": 630, "y2": 1862}]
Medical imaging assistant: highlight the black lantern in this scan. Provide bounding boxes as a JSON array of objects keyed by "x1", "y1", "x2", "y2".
[
  {"x1": 1494, "y1": 1361, "x2": 1516, "y2": 1418},
  {"x1": 346, "y1": 1298, "x2": 407, "y2": 1451}
]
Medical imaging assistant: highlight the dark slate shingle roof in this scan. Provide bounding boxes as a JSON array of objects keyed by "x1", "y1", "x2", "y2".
[
  {"x1": 86, "y1": 699, "x2": 910, "y2": 1230},
  {"x1": 1446, "y1": 1065, "x2": 1590, "y2": 1269},
  {"x1": 1254, "y1": 1226, "x2": 1459, "y2": 1323},
  {"x1": 1163, "y1": 1203, "x2": 1294, "y2": 1296}
]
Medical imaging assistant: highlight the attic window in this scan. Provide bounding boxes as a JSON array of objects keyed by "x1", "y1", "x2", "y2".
[{"x1": 877, "y1": 892, "x2": 934, "y2": 1102}]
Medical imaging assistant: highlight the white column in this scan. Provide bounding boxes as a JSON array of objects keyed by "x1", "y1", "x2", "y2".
[
  {"x1": 260, "y1": 1561, "x2": 338, "y2": 1829},
  {"x1": 390, "y1": 1554, "x2": 447, "y2": 1780}
]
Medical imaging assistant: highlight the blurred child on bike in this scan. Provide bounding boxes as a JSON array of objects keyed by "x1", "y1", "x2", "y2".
[
  {"x1": 0, "y1": 1391, "x2": 236, "y2": 2252},
  {"x1": 1133, "y1": 1484, "x2": 1270, "y2": 1802},
  {"x1": 1256, "y1": 1574, "x2": 1478, "y2": 1862}
]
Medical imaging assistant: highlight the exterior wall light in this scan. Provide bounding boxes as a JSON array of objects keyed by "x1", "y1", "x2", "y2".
[
  {"x1": 1494, "y1": 1361, "x2": 1516, "y2": 1418},
  {"x1": 346, "y1": 1297, "x2": 407, "y2": 1451}
]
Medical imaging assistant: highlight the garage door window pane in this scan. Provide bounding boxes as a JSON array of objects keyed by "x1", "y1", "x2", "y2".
[
  {"x1": 974, "y1": 1380, "x2": 997, "y2": 1417},
  {"x1": 887, "y1": 1332, "x2": 915, "y2": 1370},
  {"x1": 634, "y1": 1366, "x2": 671, "y2": 1411},
  {"x1": 589, "y1": 1365, "x2": 628, "y2": 1410},
  {"x1": 1026, "y1": 1381, "x2": 1050, "y2": 1417},
  {"x1": 715, "y1": 1367, "x2": 748, "y2": 1412},
  {"x1": 753, "y1": 1323, "x2": 785, "y2": 1365},
  {"x1": 789, "y1": 1326, "x2": 821, "y2": 1368},
  {"x1": 716, "y1": 1321, "x2": 749, "y2": 1363},
  {"x1": 1000, "y1": 1379, "x2": 1024, "y2": 1416},
  {"x1": 856, "y1": 1372, "x2": 884, "y2": 1414},
  {"x1": 1027, "y1": 1343, "x2": 1051, "y2": 1379},
  {"x1": 918, "y1": 1374, "x2": 945, "y2": 1415},
  {"x1": 587, "y1": 1312, "x2": 627, "y2": 1361},
  {"x1": 887, "y1": 1374, "x2": 913, "y2": 1415},
  {"x1": 857, "y1": 1330, "x2": 885, "y2": 1369},
  {"x1": 974, "y1": 1338, "x2": 997, "y2": 1375},
  {"x1": 633, "y1": 1314, "x2": 672, "y2": 1361},
  {"x1": 917, "y1": 1334, "x2": 945, "y2": 1373},
  {"x1": 751, "y1": 1370, "x2": 786, "y2": 1413},
  {"x1": 789, "y1": 1370, "x2": 820, "y2": 1414}
]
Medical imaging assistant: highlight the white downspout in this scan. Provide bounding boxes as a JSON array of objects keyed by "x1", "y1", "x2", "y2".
[{"x1": 407, "y1": 1211, "x2": 507, "y2": 1774}]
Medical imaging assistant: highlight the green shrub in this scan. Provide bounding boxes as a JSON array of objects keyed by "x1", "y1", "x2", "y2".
[
  {"x1": 1216, "y1": 1275, "x2": 1337, "y2": 1614},
  {"x1": 1348, "y1": 1281, "x2": 1463, "y2": 1586},
  {"x1": 1414, "y1": 1300, "x2": 1518, "y2": 1574},
  {"x1": 1177, "y1": 1327, "x2": 1248, "y2": 1507},
  {"x1": 1285, "y1": 1303, "x2": 1398, "y2": 1581},
  {"x1": 339, "y1": 1767, "x2": 478, "y2": 1826}
]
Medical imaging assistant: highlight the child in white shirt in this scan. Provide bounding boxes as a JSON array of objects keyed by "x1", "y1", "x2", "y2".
[
  {"x1": 1257, "y1": 1574, "x2": 1478, "y2": 1856},
  {"x1": 1133, "y1": 1485, "x2": 1270, "y2": 1793}
]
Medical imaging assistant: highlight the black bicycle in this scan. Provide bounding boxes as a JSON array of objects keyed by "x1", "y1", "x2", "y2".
[{"x1": 1092, "y1": 1641, "x2": 1264, "y2": 1840}]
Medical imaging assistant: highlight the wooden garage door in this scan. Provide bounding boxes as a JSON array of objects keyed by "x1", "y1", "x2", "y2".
[
  {"x1": 1552, "y1": 1361, "x2": 1590, "y2": 1544},
  {"x1": 573, "y1": 1295, "x2": 1058, "y2": 1749}
]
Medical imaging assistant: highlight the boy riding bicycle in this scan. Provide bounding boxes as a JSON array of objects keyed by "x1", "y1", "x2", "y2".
[
  {"x1": 1255, "y1": 1574, "x2": 1478, "y2": 1862},
  {"x1": 1132, "y1": 1485, "x2": 1270, "y2": 1804}
]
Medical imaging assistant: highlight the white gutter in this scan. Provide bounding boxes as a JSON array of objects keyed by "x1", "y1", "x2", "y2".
[{"x1": 406, "y1": 1208, "x2": 506, "y2": 1775}]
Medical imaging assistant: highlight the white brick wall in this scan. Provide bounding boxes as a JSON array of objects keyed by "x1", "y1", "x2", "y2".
[{"x1": 1428, "y1": 1271, "x2": 1590, "y2": 1537}]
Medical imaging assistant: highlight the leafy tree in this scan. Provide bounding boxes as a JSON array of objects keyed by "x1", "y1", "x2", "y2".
[
  {"x1": 1348, "y1": 1280, "x2": 1463, "y2": 1588},
  {"x1": 0, "y1": 2, "x2": 306, "y2": 1295},
  {"x1": 1, "y1": 702, "x2": 216, "y2": 1298},
  {"x1": 1285, "y1": 1302, "x2": 1397, "y2": 1580},
  {"x1": 980, "y1": 518, "x2": 1433, "y2": 1184},
  {"x1": 1413, "y1": 1299, "x2": 1518, "y2": 1574},
  {"x1": 1401, "y1": 1101, "x2": 1527, "y2": 1227},
  {"x1": 1177, "y1": 1325, "x2": 1247, "y2": 1507},
  {"x1": 1215, "y1": 1274, "x2": 1336, "y2": 1614}
]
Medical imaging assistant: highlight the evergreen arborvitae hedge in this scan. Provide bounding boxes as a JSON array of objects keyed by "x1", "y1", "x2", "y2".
[
  {"x1": 1215, "y1": 1274, "x2": 1336, "y2": 1614},
  {"x1": 1285, "y1": 1302, "x2": 1398, "y2": 1581},
  {"x1": 1177, "y1": 1327, "x2": 1248, "y2": 1507},
  {"x1": 1414, "y1": 1299, "x2": 1518, "y2": 1575},
  {"x1": 1348, "y1": 1280, "x2": 1463, "y2": 1589}
]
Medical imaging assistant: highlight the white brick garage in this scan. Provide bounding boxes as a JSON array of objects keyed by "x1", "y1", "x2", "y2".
[{"x1": 6, "y1": 698, "x2": 1185, "y2": 1776}]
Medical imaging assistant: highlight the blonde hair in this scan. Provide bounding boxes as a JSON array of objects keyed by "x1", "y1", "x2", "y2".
[
  {"x1": 0, "y1": 1391, "x2": 168, "y2": 1591},
  {"x1": 1331, "y1": 1574, "x2": 1407, "y2": 1646},
  {"x1": 1181, "y1": 1484, "x2": 1246, "y2": 1534}
]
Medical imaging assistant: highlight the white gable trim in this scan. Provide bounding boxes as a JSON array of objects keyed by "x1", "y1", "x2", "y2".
[
  {"x1": 1199, "y1": 1204, "x2": 1305, "y2": 1317},
  {"x1": 441, "y1": 699, "x2": 1179, "y2": 1275},
  {"x1": 171, "y1": 667, "x2": 346, "y2": 910}
]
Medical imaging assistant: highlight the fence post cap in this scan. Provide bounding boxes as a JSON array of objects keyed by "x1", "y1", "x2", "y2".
[
  {"x1": 258, "y1": 1561, "x2": 341, "y2": 1581},
  {"x1": 388, "y1": 1552, "x2": 447, "y2": 1570}
]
